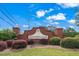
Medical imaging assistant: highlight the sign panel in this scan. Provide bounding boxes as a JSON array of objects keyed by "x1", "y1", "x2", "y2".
[{"x1": 28, "y1": 29, "x2": 48, "y2": 39}]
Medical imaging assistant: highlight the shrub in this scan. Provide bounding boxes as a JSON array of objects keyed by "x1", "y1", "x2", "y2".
[
  {"x1": 60, "y1": 37, "x2": 79, "y2": 48},
  {"x1": 40, "y1": 39, "x2": 48, "y2": 45},
  {"x1": 0, "y1": 29, "x2": 16, "y2": 41},
  {"x1": 6, "y1": 40, "x2": 14, "y2": 48},
  {"x1": 12, "y1": 40, "x2": 27, "y2": 49},
  {"x1": 50, "y1": 37, "x2": 61, "y2": 45},
  {"x1": 0, "y1": 41, "x2": 7, "y2": 51}
]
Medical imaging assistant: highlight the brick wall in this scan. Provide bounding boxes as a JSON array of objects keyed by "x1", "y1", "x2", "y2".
[{"x1": 22, "y1": 27, "x2": 54, "y2": 44}]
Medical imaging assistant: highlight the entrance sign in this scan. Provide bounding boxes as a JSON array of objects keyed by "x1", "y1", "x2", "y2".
[{"x1": 28, "y1": 29, "x2": 48, "y2": 39}]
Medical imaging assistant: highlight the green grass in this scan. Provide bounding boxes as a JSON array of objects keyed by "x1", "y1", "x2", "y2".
[{"x1": 0, "y1": 48, "x2": 79, "y2": 56}]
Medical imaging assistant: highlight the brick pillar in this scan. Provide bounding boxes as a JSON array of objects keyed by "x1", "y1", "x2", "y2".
[
  {"x1": 54, "y1": 28, "x2": 63, "y2": 38},
  {"x1": 13, "y1": 27, "x2": 20, "y2": 39},
  {"x1": 13, "y1": 27, "x2": 20, "y2": 35},
  {"x1": 23, "y1": 30, "x2": 29, "y2": 44}
]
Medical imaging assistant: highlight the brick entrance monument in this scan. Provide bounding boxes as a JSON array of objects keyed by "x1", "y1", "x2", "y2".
[{"x1": 13, "y1": 27, "x2": 64, "y2": 44}]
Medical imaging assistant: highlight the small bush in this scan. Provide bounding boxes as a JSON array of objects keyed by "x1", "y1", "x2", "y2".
[
  {"x1": 40, "y1": 39, "x2": 48, "y2": 45},
  {"x1": 50, "y1": 37, "x2": 61, "y2": 45},
  {"x1": 60, "y1": 37, "x2": 79, "y2": 48},
  {"x1": 12, "y1": 40, "x2": 27, "y2": 49},
  {"x1": 6, "y1": 40, "x2": 13, "y2": 48},
  {"x1": 0, "y1": 41, "x2": 7, "y2": 51}
]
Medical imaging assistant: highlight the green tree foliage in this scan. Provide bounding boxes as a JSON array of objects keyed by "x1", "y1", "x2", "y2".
[
  {"x1": 64, "y1": 27, "x2": 76, "y2": 32},
  {"x1": 64, "y1": 27, "x2": 78, "y2": 37},
  {"x1": 0, "y1": 29, "x2": 16, "y2": 41}
]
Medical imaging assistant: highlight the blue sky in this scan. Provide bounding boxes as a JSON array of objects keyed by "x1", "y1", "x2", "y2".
[{"x1": 0, "y1": 3, "x2": 79, "y2": 32}]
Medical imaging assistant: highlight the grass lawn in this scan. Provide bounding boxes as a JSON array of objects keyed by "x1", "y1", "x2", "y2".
[{"x1": 0, "y1": 47, "x2": 79, "y2": 56}]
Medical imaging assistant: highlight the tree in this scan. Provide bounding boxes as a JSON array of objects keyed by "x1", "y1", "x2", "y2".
[
  {"x1": 0, "y1": 29, "x2": 16, "y2": 41},
  {"x1": 66, "y1": 27, "x2": 76, "y2": 32},
  {"x1": 64, "y1": 27, "x2": 78, "y2": 37}
]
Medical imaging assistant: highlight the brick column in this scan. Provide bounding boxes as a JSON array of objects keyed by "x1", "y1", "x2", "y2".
[
  {"x1": 23, "y1": 30, "x2": 29, "y2": 44},
  {"x1": 13, "y1": 27, "x2": 20, "y2": 35},
  {"x1": 54, "y1": 28, "x2": 63, "y2": 38},
  {"x1": 13, "y1": 27, "x2": 20, "y2": 39}
]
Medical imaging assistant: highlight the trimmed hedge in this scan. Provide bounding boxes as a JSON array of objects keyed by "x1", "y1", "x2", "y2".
[
  {"x1": 40, "y1": 39, "x2": 48, "y2": 45},
  {"x1": 75, "y1": 34, "x2": 79, "y2": 38},
  {"x1": 6, "y1": 40, "x2": 13, "y2": 48},
  {"x1": 50, "y1": 37, "x2": 61, "y2": 45},
  {"x1": 60, "y1": 37, "x2": 79, "y2": 48},
  {"x1": 0, "y1": 41, "x2": 7, "y2": 51},
  {"x1": 12, "y1": 40, "x2": 27, "y2": 49}
]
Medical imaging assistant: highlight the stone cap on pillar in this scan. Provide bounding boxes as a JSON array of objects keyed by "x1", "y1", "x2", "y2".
[
  {"x1": 55, "y1": 28, "x2": 63, "y2": 30},
  {"x1": 13, "y1": 24, "x2": 20, "y2": 35}
]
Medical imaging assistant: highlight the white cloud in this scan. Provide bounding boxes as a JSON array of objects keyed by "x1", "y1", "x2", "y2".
[
  {"x1": 47, "y1": 8, "x2": 54, "y2": 13},
  {"x1": 54, "y1": 22, "x2": 59, "y2": 24},
  {"x1": 46, "y1": 13, "x2": 66, "y2": 20},
  {"x1": 36, "y1": 22, "x2": 41, "y2": 26},
  {"x1": 36, "y1": 8, "x2": 54, "y2": 18},
  {"x1": 68, "y1": 20, "x2": 76, "y2": 24},
  {"x1": 23, "y1": 24, "x2": 29, "y2": 28},
  {"x1": 45, "y1": 19, "x2": 59, "y2": 26},
  {"x1": 15, "y1": 24, "x2": 19, "y2": 27},
  {"x1": 58, "y1": 3, "x2": 79, "y2": 8},
  {"x1": 69, "y1": 25, "x2": 74, "y2": 28},
  {"x1": 36, "y1": 10, "x2": 46, "y2": 18},
  {"x1": 63, "y1": 27, "x2": 66, "y2": 29}
]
